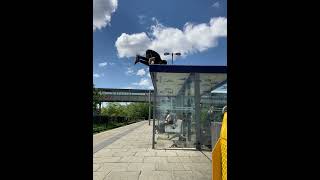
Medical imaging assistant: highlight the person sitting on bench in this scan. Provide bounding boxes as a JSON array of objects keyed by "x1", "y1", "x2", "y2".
[
  {"x1": 134, "y1": 49, "x2": 167, "y2": 66},
  {"x1": 165, "y1": 110, "x2": 174, "y2": 124}
]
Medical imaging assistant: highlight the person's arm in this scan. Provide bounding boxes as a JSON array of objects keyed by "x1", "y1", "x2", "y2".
[{"x1": 165, "y1": 114, "x2": 169, "y2": 123}]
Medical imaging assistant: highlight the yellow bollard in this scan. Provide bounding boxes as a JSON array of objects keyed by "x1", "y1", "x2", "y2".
[{"x1": 212, "y1": 112, "x2": 227, "y2": 180}]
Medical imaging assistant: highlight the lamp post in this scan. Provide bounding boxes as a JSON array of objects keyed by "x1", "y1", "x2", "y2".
[{"x1": 164, "y1": 52, "x2": 181, "y2": 65}]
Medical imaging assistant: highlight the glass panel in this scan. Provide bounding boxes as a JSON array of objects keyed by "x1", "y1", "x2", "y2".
[
  {"x1": 154, "y1": 72, "x2": 197, "y2": 149},
  {"x1": 199, "y1": 73, "x2": 227, "y2": 150},
  {"x1": 152, "y1": 71, "x2": 227, "y2": 150}
]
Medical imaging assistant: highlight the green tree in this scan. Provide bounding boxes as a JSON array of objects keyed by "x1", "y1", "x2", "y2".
[
  {"x1": 101, "y1": 103, "x2": 126, "y2": 117},
  {"x1": 93, "y1": 84, "x2": 102, "y2": 112},
  {"x1": 124, "y1": 103, "x2": 149, "y2": 119},
  {"x1": 100, "y1": 102, "x2": 149, "y2": 119}
]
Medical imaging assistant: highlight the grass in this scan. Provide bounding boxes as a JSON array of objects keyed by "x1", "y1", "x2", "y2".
[{"x1": 93, "y1": 120, "x2": 142, "y2": 134}]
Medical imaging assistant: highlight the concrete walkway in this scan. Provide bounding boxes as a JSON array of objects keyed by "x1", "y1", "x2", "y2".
[{"x1": 93, "y1": 120, "x2": 212, "y2": 180}]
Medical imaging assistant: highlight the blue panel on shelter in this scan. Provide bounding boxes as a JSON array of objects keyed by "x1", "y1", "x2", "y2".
[{"x1": 149, "y1": 65, "x2": 227, "y2": 73}]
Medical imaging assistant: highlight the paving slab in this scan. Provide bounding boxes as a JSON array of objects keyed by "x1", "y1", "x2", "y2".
[
  {"x1": 105, "y1": 171, "x2": 140, "y2": 180},
  {"x1": 93, "y1": 120, "x2": 212, "y2": 180}
]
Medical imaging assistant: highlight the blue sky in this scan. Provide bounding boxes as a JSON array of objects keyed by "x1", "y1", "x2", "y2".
[{"x1": 93, "y1": 0, "x2": 227, "y2": 89}]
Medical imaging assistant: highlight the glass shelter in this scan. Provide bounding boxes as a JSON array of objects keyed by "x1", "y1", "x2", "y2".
[{"x1": 150, "y1": 65, "x2": 227, "y2": 150}]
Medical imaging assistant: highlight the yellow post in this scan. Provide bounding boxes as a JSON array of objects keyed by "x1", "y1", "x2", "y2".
[{"x1": 212, "y1": 112, "x2": 227, "y2": 180}]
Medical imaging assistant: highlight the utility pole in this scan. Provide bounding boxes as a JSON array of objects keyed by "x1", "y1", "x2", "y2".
[{"x1": 164, "y1": 52, "x2": 181, "y2": 65}]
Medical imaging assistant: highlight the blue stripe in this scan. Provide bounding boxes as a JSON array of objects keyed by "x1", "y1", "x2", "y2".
[{"x1": 149, "y1": 65, "x2": 227, "y2": 73}]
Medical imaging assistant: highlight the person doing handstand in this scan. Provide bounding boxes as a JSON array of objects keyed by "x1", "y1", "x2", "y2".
[{"x1": 134, "y1": 49, "x2": 167, "y2": 66}]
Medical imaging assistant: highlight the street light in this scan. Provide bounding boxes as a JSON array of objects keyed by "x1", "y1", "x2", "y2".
[{"x1": 164, "y1": 52, "x2": 181, "y2": 65}]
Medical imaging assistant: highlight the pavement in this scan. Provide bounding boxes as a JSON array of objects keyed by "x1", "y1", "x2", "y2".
[{"x1": 93, "y1": 120, "x2": 212, "y2": 180}]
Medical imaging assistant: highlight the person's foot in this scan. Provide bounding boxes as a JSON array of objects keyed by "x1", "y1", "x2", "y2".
[{"x1": 134, "y1": 55, "x2": 139, "y2": 64}]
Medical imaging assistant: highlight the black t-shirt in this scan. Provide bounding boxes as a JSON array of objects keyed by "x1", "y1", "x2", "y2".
[{"x1": 146, "y1": 49, "x2": 162, "y2": 64}]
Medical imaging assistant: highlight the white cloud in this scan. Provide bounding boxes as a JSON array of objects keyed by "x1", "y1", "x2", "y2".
[
  {"x1": 115, "y1": 17, "x2": 227, "y2": 59},
  {"x1": 132, "y1": 77, "x2": 153, "y2": 89},
  {"x1": 145, "y1": 67, "x2": 151, "y2": 77},
  {"x1": 119, "y1": 102, "x2": 131, "y2": 105},
  {"x1": 136, "y1": 69, "x2": 146, "y2": 76},
  {"x1": 93, "y1": 0, "x2": 118, "y2": 31},
  {"x1": 132, "y1": 78, "x2": 148, "y2": 86},
  {"x1": 138, "y1": 15, "x2": 146, "y2": 24},
  {"x1": 151, "y1": 17, "x2": 159, "y2": 24},
  {"x1": 115, "y1": 32, "x2": 151, "y2": 58},
  {"x1": 125, "y1": 67, "x2": 134, "y2": 75},
  {"x1": 212, "y1": 1, "x2": 220, "y2": 8},
  {"x1": 98, "y1": 62, "x2": 108, "y2": 67},
  {"x1": 101, "y1": 102, "x2": 108, "y2": 107},
  {"x1": 109, "y1": 62, "x2": 115, "y2": 65},
  {"x1": 93, "y1": 73, "x2": 100, "y2": 78}
]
